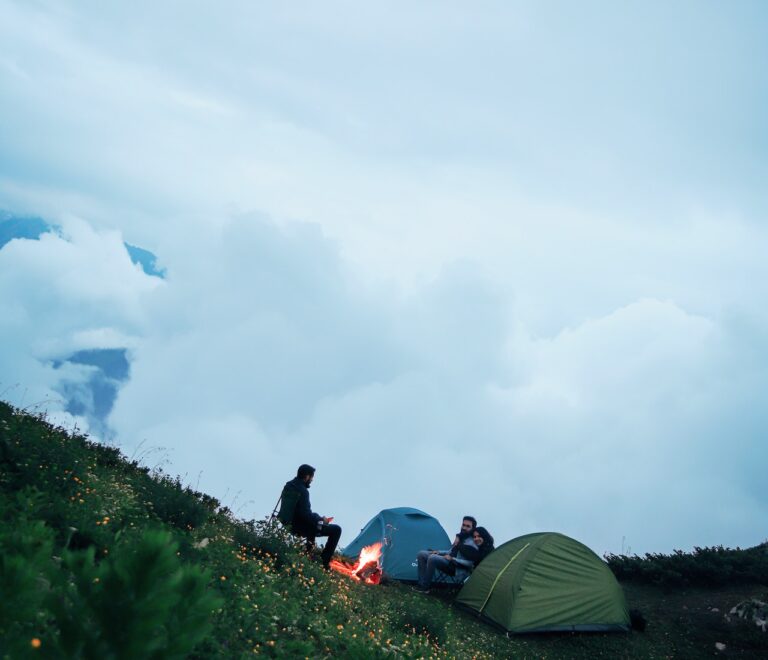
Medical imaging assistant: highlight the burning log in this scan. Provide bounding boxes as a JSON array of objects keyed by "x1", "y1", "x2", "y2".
[
  {"x1": 330, "y1": 542, "x2": 383, "y2": 585},
  {"x1": 354, "y1": 560, "x2": 382, "y2": 585}
]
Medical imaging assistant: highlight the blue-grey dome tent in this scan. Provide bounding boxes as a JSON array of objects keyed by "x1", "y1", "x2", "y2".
[{"x1": 341, "y1": 507, "x2": 451, "y2": 582}]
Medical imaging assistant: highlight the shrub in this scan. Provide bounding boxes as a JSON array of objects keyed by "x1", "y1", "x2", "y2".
[
  {"x1": 49, "y1": 528, "x2": 222, "y2": 658},
  {"x1": 0, "y1": 492, "x2": 58, "y2": 658},
  {"x1": 140, "y1": 473, "x2": 209, "y2": 531},
  {"x1": 240, "y1": 518, "x2": 303, "y2": 568},
  {"x1": 605, "y1": 543, "x2": 768, "y2": 587}
]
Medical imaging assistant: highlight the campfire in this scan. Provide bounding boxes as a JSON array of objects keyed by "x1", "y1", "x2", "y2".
[{"x1": 329, "y1": 542, "x2": 383, "y2": 585}]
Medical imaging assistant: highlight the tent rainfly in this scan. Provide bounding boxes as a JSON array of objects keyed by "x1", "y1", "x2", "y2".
[
  {"x1": 456, "y1": 532, "x2": 630, "y2": 634},
  {"x1": 341, "y1": 507, "x2": 451, "y2": 582}
]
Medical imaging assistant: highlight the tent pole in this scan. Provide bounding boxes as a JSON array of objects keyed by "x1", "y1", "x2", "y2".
[{"x1": 478, "y1": 542, "x2": 530, "y2": 615}]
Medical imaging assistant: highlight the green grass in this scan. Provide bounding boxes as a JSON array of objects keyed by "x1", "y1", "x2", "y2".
[{"x1": 1, "y1": 400, "x2": 766, "y2": 658}]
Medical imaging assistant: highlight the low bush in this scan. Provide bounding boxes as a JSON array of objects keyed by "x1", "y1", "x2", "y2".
[
  {"x1": 139, "y1": 472, "x2": 209, "y2": 531},
  {"x1": 0, "y1": 482, "x2": 221, "y2": 659},
  {"x1": 606, "y1": 544, "x2": 768, "y2": 587},
  {"x1": 238, "y1": 518, "x2": 302, "y2": 568},
  {"x1": 49, "y1": 529, "x2": 221, "y2": 658},
  {"x1": 0, "y1": 491, "x2": 58, "y2": 658}
]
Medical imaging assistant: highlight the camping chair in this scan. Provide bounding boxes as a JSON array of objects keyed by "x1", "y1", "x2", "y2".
[
  {"x1": 432, "y1": 564, "x2": 472, "y2": 588},
  {"x1": 270, "y1": 489, "x2": 305, "y2": 545},
  {"x1": 270, "y1": 488, "x2": 326, "y2": 559},
  {"x1": 271, "y1": 487, "x2": 300, "y2": 530}
]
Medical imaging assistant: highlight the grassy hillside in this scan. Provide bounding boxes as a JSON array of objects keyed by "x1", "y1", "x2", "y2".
[{"x1": 1, "y1": 400, "x2": 766, "y2": 658}]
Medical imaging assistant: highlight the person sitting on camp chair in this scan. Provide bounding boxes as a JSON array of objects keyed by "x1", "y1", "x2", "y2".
[
  {"x1": 413, "y1": 515, "x2": 477, "y2": 592},
  {"x1": 276, "y1": 464, "x2": 342, "y2": 570},
  {"x1": 431, "y1": 525, "x2": 494, "y2": 577}
]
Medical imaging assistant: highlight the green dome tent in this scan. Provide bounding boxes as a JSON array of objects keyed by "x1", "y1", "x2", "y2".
[
  {"x1": 341, "y1": 507, "x2": 451, "y2": 582},
  {"x1": 456, "y1": 532, "x2": 630, "y2": 634}
]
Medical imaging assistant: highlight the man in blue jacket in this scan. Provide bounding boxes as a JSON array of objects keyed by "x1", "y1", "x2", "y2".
[{"x1": 278, "y1": 464, "x2": 342, "y2": 570}]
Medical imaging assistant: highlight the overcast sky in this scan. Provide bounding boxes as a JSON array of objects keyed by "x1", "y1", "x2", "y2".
[{"x1": 1, "y1": 0, "x2": 767, "y2": 555}]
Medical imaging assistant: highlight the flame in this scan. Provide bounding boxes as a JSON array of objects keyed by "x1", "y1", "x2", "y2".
[
  {"x1": 357, "y1": 542, "x2": 382, "y2": 568},
  {"x1": 329, "y1": 542, "x2": 383, "y2": 584}
]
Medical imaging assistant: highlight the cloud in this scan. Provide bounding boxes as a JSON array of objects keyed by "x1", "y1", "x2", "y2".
[
  {"x1": 2, "y1": 0, "x2": 768, "y2": 557},
  {"x1": 2, "y1": 203, "x2": 767, "y2": 555},
  {"x1": 110, "y1": 218, "x2": 519, "y2": 544},
  {"x1": 493, "y1": 299, "x2": 768, "y2": 551},
  {"x1": 0, "y1": 214, "x2": 161, "y2": 432},
  {"x1": 2, "y1": 1, "x2": 767, "y2": 267},
  {"x1": 104, "y1": 212, "x2": 768, "y2": 554}
]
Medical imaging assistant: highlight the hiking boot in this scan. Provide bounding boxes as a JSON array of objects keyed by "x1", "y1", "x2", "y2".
[{"x1": 411, "y1": 584, "x2": 429, "y2": 594}]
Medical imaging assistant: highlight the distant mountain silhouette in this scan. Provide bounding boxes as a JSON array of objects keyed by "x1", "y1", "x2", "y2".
[
  {"x1": 0, "y1": 212, "x2": 166, "y2": 278},
  {"x1": 125, "y1": 242, "x2": 166, "y2": 278},
  {"x1": 0, "y1": 211, "x2": 51, "y2": 248}
]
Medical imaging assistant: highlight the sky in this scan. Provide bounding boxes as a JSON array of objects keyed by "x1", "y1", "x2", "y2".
[{"x1": 1, "y1": 0, "x2": 767, "y2": 556}]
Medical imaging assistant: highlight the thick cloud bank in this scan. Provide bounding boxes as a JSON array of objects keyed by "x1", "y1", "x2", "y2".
[
  {"x1": 102, "y1": 213, "x2": 766, "y2": 555},
  {"x1": 1, "y1": 1, "x2": 767, "y2": 555},
  {"x1": 2, "y1": 208, "x2": 767, "y2": 554}
]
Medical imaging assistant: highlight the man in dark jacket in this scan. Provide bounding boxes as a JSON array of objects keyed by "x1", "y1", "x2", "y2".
[
  {"x1": 413, "y1": 515, "x2": 477, "y2": 592},
  {"x1": 278, "y1": 464, "x2": 341, "y2": 569}
]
